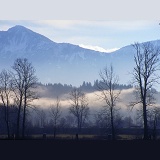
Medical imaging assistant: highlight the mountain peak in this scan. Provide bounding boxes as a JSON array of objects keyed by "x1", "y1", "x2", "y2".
[
  {"x1": 7, "y1": 25, "x2": 31, "y2": 33},
  {"x1": 0, "y1": 25, "x2": 57, "y2": 54}
]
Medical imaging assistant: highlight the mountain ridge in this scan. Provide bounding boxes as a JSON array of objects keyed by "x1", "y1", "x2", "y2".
[{"x1": 0, "y1": 25, "x2": 160, "y2": 87}]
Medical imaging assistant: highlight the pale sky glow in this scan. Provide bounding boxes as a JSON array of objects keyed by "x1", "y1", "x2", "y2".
[{"x1": 0, "y1": 20, "x2": 160, "y2": 51}]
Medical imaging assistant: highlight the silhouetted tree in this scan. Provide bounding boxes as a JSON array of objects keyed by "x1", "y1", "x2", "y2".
[
  {"x1": 96, "y1": 64, "x2": 121, "y2": 140},
  {"x1": 147, "y1": 107, "x2": 160, "y2": 140},
  {"x1": 64, "y1": 115, "x2": 75, "y2": 128},
  {"x1": 0, "y1": 70, "x2": 12, "y2": 138},
  {"x1": 69, "y1": 88, "x2": 89, "y2": 138},
  {"x1": 50, "y1": 97, "x2": 62, "y2": 139},
  {"x1": 38, "y1": 109, "x2": 47, "y2": 128},
  {"x1": 11, "y1": 58, "x2": 38, "y2": 138},
  {"x1": 94, "y1": 108, "x2": 110, "y2": 135},
  {"x1": 132, "y1": 42, "x2": 160, "y2": 140},
  {"x1": 122, "y1": 116, "x2": 134, "y2": 128}
]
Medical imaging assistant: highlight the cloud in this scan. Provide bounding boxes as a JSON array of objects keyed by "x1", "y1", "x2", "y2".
[
  {"x1": 32, "y1": 97, "x2": 70, "y2": 109},
  {"x1": 36, "y1": 20, "x2": 155, "y2": 31},
  {"x1": 34, "y1": 20, "x2": 83, "y2": 30},
  {"x1": 79, "y1": 44, "x2": 120, "y2": 53},
  {"x1": 0, "y1": 20, "x2": 158, "y2": 50},
  {"x1": 31, "y1": 88, "x2": 138, "y2": 111},
  {"x1": 4, "y1": 87, "x2": 160, "y2": 119}
]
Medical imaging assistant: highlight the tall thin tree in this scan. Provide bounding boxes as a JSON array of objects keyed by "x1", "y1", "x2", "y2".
[
  {"x1": 96, "y1": 64, "x2": 121, "y2": 140},
  {"x1": 69, "y1": 88, "x2": 89, "y2": 138},
  {"x1": 132, "y1": 42, "x2": 160, "y2": 140},
  {"x1": 0, "y1": 70, "x2": 12, "y2": 139},
  {"x1": 50, "y1": 97, "x2": 62, "y2": 139},
  {"x1": 11, "y1": 58, "x2": 38, "y2": 138}
]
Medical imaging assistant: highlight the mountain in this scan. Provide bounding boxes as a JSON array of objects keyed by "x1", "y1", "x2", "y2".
[{"x1": 0, "y1": 25, "x2": 159, "y2": 86}]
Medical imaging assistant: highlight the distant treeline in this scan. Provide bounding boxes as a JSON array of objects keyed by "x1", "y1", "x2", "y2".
[{"x1": 37, "y1": 80, "x2": 133, "y2": 97}]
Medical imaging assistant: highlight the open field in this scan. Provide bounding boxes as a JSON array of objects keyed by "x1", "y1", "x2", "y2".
[
  {"x1": 0, "y1": 133, "x2": 160, "y2": 140},
  {"x1": 0, "y1": 134, "x2": 159, "y2": 158}
]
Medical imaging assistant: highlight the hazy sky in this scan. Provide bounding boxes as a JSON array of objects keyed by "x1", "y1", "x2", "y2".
[{"x1": 0, "y1": 20, "x2": 160, "y2": 52}]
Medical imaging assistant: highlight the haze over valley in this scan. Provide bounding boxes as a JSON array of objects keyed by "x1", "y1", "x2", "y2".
[
  {"x1": 1, "y1": 25, "x2": 160, "y2": 113},
  {"x1": 1, "y1": 24, "x2": 160, "y2": 140}
]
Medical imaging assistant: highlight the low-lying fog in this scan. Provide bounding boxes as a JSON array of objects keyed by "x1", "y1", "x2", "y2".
[
  {"x1": 1, "y1": 86, "x2": 160, "y2": 124},
  {"x1": 32, "y1": 87, "x2": 160, "y2": 120}
]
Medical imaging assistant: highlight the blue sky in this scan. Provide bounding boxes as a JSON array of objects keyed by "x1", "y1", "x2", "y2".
[{"x1": 0, "y1": 20, "x2": 160, "y2": 52}]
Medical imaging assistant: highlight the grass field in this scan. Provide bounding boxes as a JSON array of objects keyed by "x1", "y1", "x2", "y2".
[
  {"x1": 0, "y1": 132, "x2": 159, "y2": 140},
  {"x1": 0, "y1": 134, "x2": 156, "y2": 140}
]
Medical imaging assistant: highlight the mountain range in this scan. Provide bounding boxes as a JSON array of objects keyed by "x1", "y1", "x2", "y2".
[{"x1": 0, "y1": 25, "x2": 160, "y2": 87}]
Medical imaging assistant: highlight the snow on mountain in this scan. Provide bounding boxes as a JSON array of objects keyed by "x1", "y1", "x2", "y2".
[{"x1": 79, "y1": 44, "x2": 120, "y2": 53}]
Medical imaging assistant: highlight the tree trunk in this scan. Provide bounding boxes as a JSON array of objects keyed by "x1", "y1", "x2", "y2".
[
  {"x1": 111, "y1": 107, "x2": 115, "y2": 140},
  {"x1": 143, "y1": 103, "x2": 148, "y2": 140},
  {"x1": 153, "y1": 116, "x2": 156, "y2": 140},
  {"x1": 4, "y1": 105, "x2": 10, "y2": 139},
  {"x1": 22, "y1": 105, "x2": 26, "y2": 139},
  {"x1": 6, "y1": 105, "x2": 10, "y2": 139},
  {"x1": 16, "y1": 106, "x2": 21, "y2": 139},
  {"x1": 22, "y1": 91, "x2": 27, "y2": 139},
  {"x1": 77, "y1": 117, "x2": 81, "y2": 134},
  {"x1": 6, "y1": 120, "x2": 10, "y2": 139},
  {"x1": 16, "y1": 95, "x2": 23, "y2": 139},
  {"x1": 53, "y1": 126, "x2": 56, "y2": 139}
]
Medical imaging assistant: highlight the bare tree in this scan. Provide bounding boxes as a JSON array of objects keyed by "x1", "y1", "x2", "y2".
[
  {"x1": 132, "y1": 42, "x2": 160, "y2": 140},
  {"x1": 0, "y1": 70, "x2": 12, "y2": 138},
  {"x1": 122, "y1": 116, "x2": 134, "y2": 128},
  {"x1": 69, "y1": 88, "x2": 89, "y2": 138},
  {"x1": 64, "y1": 115, "x2": 75, "y2": 128},
  {"x1": 147, "y1": 107, "x2": 160, "y2": 140},
  {"x1": 94, "y1": 108, "x2": 110, "y2": 136},
  {"x1": 50, "y1": 97, "x2": 62, "y2": 139},
  {"x1": 38, "y1": 109, "x2": 47, "y2": 128},
  {"x1": 11, "y1": 58, "x2": 38, "y2": 138},
  {"x1": 96, "y1": 64, "x2": 121, "y2": 140}
]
